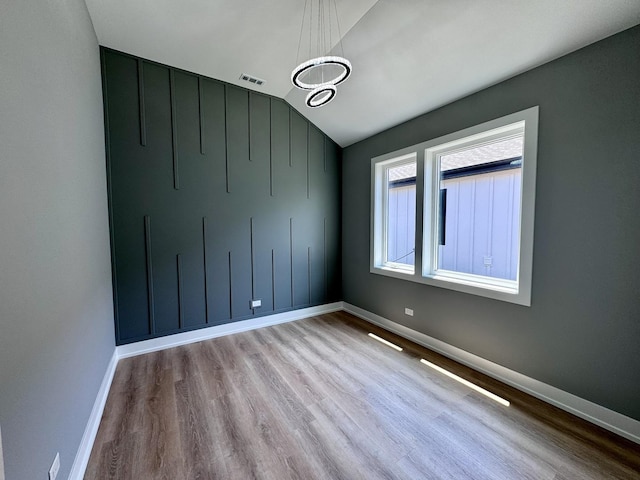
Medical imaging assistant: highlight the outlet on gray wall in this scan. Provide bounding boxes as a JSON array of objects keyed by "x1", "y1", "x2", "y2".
[{"x1": 341, "y1": 25, "x2": 640, "y2": 421}]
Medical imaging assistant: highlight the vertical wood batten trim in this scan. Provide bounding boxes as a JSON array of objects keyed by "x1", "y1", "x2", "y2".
[
  {"x1": 169, "y1": 69, "x2": 179, "y2": 190},
  {"x1": 102, "y1": 49, "x2": 120, "y2": 342},
  {"x1": 289, "y1": 218, "x2": 294, "y2": 307},
  {"x1": 288, "y1": 107, "x2": 292, "y2": 167},
  {"x1": 250, "y1": 217, "x2": 255, "y2": 307},
  {"x1": 269, "y1": 99, "x2": 273, "y2": 197},
  {"x1": 224, "y1": 86, "x2": 230, "y2": 193},
  {"x1": 307, "y1": 246, "x2": 311, "y2": 305},
  {"x1": 144, "y1": 215, "x2": 155, "y2": 334},
  {"x1": 228, "y1": 251, "x2": 233, "y2": 318},
  {"x1": 137, "y1": 60, "x2": 147, "y2": 146},
  {"x1": 324, "y1": 217, "x2": 328, "y2": 300},
  {"x1": 271, "y1": 249, "x2": 276, "y2": 311},
  {"x1": 202, "y1": 217, "x2": 209, "y2": 324},
  {"x1": 248, "y1": 92, "x2": 252, "y2": 161},
  {"x1": 323, "y1": 136, "x2": 327, "y2": 172},
  {"x1": 177, "y1": 254, "x2": 184, "y2": 329},
  {"x1": 198, "y1": 77, "x2": 205, "y2": 155},
  {"x1": 306, "y1": 123, "x2": 310, "y2": 199}
]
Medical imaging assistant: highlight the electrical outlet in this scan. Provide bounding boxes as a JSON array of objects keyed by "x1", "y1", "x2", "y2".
[
  {"x1": 48, "y1": 452, "x2": 60, "y2": 480},
  {"x1": 404, "y1": 308, "x2": 414, "y2": 316},
  {"x1": 250, "y1": 299, "x2": 262, "y2": 308}
]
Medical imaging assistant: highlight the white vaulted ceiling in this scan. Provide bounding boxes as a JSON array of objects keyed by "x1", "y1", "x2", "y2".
[{"x1": 85, "y1": 0, "x2": 640, "y2": 147}]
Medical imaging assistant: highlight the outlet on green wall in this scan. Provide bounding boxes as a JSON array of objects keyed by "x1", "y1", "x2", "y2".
[{"x1": 102, "y1": 48, "x2": 342, "y2": 345}]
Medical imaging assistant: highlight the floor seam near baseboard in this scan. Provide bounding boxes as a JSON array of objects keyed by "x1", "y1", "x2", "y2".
[{"x1": 342, "y1": 301, "x2": 640, "y2": 445}]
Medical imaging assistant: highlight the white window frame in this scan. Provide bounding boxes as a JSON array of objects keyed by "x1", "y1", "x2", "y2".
[
  {"x1": 371, "y1": 152, "x2": 417, "y2": 276},
  {"x1": 370, "y1": 106, "x2": 538, "y2": 306}
]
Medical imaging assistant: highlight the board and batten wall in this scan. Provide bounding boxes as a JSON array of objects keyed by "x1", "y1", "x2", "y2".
[
  {"x1": 342, "y1": 25, "x2": 640, "y2": 421},
  {"x1": 102, "y1": 49, "x2": 341, "y2": 345}
]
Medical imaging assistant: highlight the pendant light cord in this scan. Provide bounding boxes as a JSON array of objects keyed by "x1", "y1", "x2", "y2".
[
  {"x1": 295, "y1": 0, "x2": 310, "y2": 68},
  {"x1": 296, "y1": 0, "x2": 346, "y2": 66},
  {"x1": 332, "y1": 0, "x2": 345, "y2": 58}
]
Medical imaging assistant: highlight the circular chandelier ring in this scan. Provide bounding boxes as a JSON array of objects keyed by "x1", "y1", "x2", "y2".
[
  {"x1": 291, "y1": 56, "x2": 352, "y2": 90},
  {"x1": 305, "y1": 85, "x2": 337, "y2": 108}
]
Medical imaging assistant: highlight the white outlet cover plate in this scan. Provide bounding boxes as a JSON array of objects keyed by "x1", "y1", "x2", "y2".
[
  {"x1": 405, "y1": 308, "x2": 414, "y2": 316},
  {"x1": 251, "y1": 300, "x2": 262, "y2": 308}
]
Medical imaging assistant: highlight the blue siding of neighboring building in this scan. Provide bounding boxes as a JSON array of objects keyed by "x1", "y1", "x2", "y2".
[{"x1": 387, "y1": 168, "x2": 521, "y2": 279}]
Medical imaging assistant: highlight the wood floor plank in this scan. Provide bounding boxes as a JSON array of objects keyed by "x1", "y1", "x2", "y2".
[
  {"x1": 174, "y1": 376, "x2": 218, "y2": 479},
  {"x1": 85, "y1": 311, "x2": 640, "y2": 479},
  {"x1": 306, "y1": 400, "x2": 406, "y2": 480},
  {"x1": 309, "y1": 397, "x2": 408, "y2": 477},
  {"x1": 260, "y1": 341, "x2": 326, "y2": 406},
  {"x1": 192, "y1": 341, "x2": 233, "y2": 400},
  {"x1": 206, "y1": 392, "x2": 258, "y2": 479},
  {"x1": 244, "y1": 351, "x2": 315, "y2": 427},
  {"x1": 203, "y1": 338, "x2": 316, "y2": 480},
  {"x1": 135, "y1": 361, "x2": 181, "y2": 480}
]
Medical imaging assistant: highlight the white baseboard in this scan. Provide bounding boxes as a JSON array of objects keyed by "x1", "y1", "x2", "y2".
[
  {"x1": 343, "y1": 302, "x2": 640, "y2": 445},
  {"x1": 116, "y1": 302, "x2": 344, "y2": 359},
  {"x1": 72, "y1": 302, "x2": 342, "y2": 479},
  {"x1": 72, "y1": 300, "x2": 639, "y2": 480},
  {"x1": 68, "y1": 349, "x2": 119, "y2": 480}
]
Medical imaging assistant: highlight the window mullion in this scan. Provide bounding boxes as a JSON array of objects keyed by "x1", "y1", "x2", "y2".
[
  {"x1": 413, "y1": 149, "x2": 425, "y2": 277},
  {"x1": 381, "y1": 166, "x2": 390, "y2": 265},
  {"x1": 422, "y1": 148, "x2": 437, "y2": 276}
]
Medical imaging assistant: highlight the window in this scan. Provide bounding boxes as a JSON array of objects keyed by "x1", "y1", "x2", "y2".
[
  {"x1": 371, "y1": 107, "x2": 538, "y2": 305},
  {"x1": 371, "y1": 153, "x2": 417, "y2": 273}
]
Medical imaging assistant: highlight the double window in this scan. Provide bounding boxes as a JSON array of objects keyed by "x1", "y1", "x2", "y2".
[{"x1": 371, "y1": 107, "x2": 538, "y2": 306}]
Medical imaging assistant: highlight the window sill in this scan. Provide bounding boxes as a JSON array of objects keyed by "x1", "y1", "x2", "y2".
[
  {"x1": 370, "y1": 265, "x2": 414, "y2": 281},
  {"x1": 370, "y1": 265, "x2": 530, "y2": 306},
  {"x1": 426, "y1": 273, "x2": 518, "y2": 295},
  {"x1": 428, "y1": 270, "x2": 518, "y2": 292}
]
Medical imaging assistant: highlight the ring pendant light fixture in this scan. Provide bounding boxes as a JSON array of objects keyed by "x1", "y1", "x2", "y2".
[{"x1": 291, "y1": 0, "x2": 352, "y2": 108}]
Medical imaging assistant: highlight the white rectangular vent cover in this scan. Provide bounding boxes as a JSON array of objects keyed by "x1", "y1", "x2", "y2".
[{"x1": 239, "y1": 73, "x2": 265, "y2": 86}]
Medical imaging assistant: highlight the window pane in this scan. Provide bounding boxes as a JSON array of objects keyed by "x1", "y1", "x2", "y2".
[
  {"x1": 386, "y1": 162, "x2": 416, "y2": 268},
  {"x1": 437, "y1": 136, "x2": 523, "y2": 281}
]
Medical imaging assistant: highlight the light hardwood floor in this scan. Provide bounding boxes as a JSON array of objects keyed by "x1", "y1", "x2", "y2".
[{"x1": 85, "y1": 311, "x2": 640, "y2": 479}]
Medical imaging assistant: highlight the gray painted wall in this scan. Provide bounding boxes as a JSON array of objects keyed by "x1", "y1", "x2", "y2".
[
  {"x1": 102, "y1": 50, "x2": 341, "y2": 345},
  {"x1": 0, "y1": 1, "x2": 115, "y2": 479},
  {"x1": 342, "y1": 26, "x2": 640, "y2": 421}
]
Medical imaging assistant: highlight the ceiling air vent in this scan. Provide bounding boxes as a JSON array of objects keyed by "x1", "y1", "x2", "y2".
[{"x1": 239, "y1": 73, "x2": 265, "y2": 86}]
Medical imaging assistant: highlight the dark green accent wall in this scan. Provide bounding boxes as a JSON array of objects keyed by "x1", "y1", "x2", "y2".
[
  {"x1": 102, "y1": 48, "x2": 341, "y2": 345},
  {"x1": 342, "y1": 26, "x2": 640, "y2": 421}
]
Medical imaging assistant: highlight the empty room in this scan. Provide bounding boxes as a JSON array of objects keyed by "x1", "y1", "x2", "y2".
[{"x1": 1, "y1": 1, "x2": 640, "y2": 479}]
